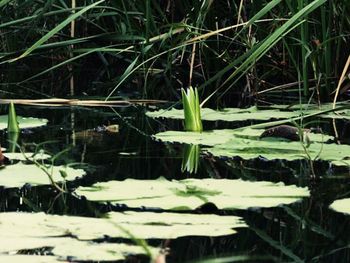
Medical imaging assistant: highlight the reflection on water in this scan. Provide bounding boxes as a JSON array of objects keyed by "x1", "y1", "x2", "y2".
[{"x1": 182, "y1": 144, "x2": 200, "y2": 174}]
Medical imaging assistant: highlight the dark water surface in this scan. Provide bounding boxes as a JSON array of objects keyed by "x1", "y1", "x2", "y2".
[{"x1": 1, "y1": 105, "x2": 350, "y2": 263}]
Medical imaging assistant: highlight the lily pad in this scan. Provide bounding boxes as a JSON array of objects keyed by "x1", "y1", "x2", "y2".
[
  {"x1": 319, "y1": 110, "x2": 350, "y2": 120},
  {"x1": 154, "y1": 129, "x2": 236, "y2": 146},
  {"x1": 331, "y1": 159, "x2": 350, "y2": 167},
  {"x1": 148, "y1": 103, "x2": 350, "y2": 123},
  {"x1": 0, "y1": 255, "x2": 60, "y2": 263},
  {"x1": 269, "y1": 102, "x2": 350, "y2": 111},
  {"x1": 0, "y1": 211, "x2": 245, "y2": 261},
  {"x1": 0, "y1": 162, "x2": 85, "y2": 188},
  {"x1": 206, "y1": 137, "x2": 350, "y2": 162},
  {"x1": 0, "y1": 115, "x2": 48, "y2": 130},
  {"x1": 147, "y1": 106, "x2": 298, "y2": 122},
  {"x1": 3, "y1": 151, "x2": 51, "y2": 161},
  {"x1": 154, "y1": 129, "x2": 349, "y2": 162},
  {"x1": 0, "y1": 211, "x2": 245, "y2": 240},
  {"x1": 0, "y1": 236, "x2": 155, "y2": 262},
  {"x1": 266, "y1": 103, "x2": 350, "y2": 120},
  {"x1": 75, "y1": 178, "x2": 309, "y2": 210},
  {"x1": 155, "y1": 128, "x2": 333, "y2": 146},
  {"x1": 329, "y1": 198, "x2": 350, "y2": 215}
]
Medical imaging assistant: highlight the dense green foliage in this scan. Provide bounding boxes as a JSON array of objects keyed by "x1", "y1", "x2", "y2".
[{"x1": 1, "y1": 0, "x2": 349, "y2": 105}]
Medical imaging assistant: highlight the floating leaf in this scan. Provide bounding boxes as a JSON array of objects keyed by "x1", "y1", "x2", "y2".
[
  {"x1": 319, "y1": 111, "x2": 350, "y2": 120},
  {"x1": 0, "y1": 255, "x2": 60, "y2": 263},
  {"x1": 329, "y1": 198, "x2": 350, "y2": 215},
  {"x1": 155, "y1": 128, "x2": 332, "y2": 145},
  {"x1": 0, "y1": 211, "x2": 245, "y2": 240},
  {"x1": 147, "y1": 103, "x2": 350, "y2": 122},
  {"x1": 0, "y1": 162, "x2": 85, "y2": 188},
  {"x1": 206, "y1": 137, "x2": 350, "y2": 162},
  {"x1": 331, "y1": 159, "x2": 350, "y2": 167},
  {"x1": 0, "y1": 115, "x2": 48, "y2": 130},
  {"x1": 147, "y1": 106, "x2": 298, "y2": 122},
  {"x1": 154, "y1": 128, "x2": 348, "y2": 162},
  {"x1": 3, "y1": 151, "x2": 51, "y2": 161},
  {"x1": 0, "y1": 210, "x2": 246, "y2": 261},
  {"x1": 0, "y1": 236, "x2": 156, "y2": 262},
  {"x1": 75, "y1": 178, "x2": 309, "y2": 210},
  {"x1": 154, "y1": 129, "x2": 236, "y2": 146}
]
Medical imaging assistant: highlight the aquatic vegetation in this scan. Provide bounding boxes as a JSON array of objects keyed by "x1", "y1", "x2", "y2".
[
  {"x1": 181, "y1": 87, "x2": 203, "y2": 132},
  {"x1": 0, "y1": 115, "x2": 48, "y2": 130},
  {"x1": 0, "y1": 0, "x2": 347, "y2": 102},
  {"x1": 0, "y1": 162, "x2": 85, "y2": 188},
  {"x1": 331, "y1": 159, "x2": 350, "y2": 167},
  {"x1": 205, "y1": 135, "x2": 350, "y2": 162},
  {"x1": 7, "y1": 102, "x2": 19, "y2": 133},
  {"x1": 147, "y1": 106, "x2": 298, "y2": 122},
  {"x1": 0, "y1": 211, "x2": 246, "y2": 261},
  {"x1": 75, "y1": 177, "x2": 309, "y2": 210},
  {"x1": 147, "y1": 104, "x2": 350, "y2": 122},
  {"x1": 2, "y1": 151, "x2": 50, "y2": 161},
  {"x1": 1, "y1": 0, "x2": 350, "y2": 261},
  {"x1": 329, "y1": 198, "x2": 350, "y2": 215},
  {"x1": 0, "y1": 255, "x2": 59, "y2": 263},
  {"x1": 153, "y1": 128, "x2": 348, "y2": 162}
]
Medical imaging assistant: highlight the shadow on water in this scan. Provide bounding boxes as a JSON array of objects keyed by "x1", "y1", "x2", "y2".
[{"x1": 0, "y1": 105, "x2": 350, "y2": 262}]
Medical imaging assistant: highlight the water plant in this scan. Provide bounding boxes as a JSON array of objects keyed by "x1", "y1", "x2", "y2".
[
  {"x1": 7, "y1": 102, "x2": 19, "y2": 133},
  {"x1": 181, "y1": 87, "x2": 203, "y2": 132},
  {"x1": 2, "y1": 1, "x2": 350, "y2": 262},
  {"x1": 7, "y1": 102, "x2": 20, "y2": 152}
]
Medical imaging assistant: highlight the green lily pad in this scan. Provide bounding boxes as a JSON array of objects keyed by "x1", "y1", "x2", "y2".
[
  {"x1": 3, "y1": 151, "x2": 51, "y2": 161},
  {"x1": 261, "y1": 103, "x2": 350, "y2": 120},
  {"x1": 154, "y1": 129, "x2": 349, "y2": 162},
  {"x1": 155, "y1": 128, "x2": 333, "y2": 146},
  {"x1": 75, "y1": 178, "x2": 309, "y2": 210},
  {"x1": 147, "y1": 106, "x2": 298, "y2": 122},
  {"x1": 0, "y1": 236, "x2": 156, "y2": 262},
  {"x1": 329, "y1": 198, "x2": 350, "y2": 215},
  {"x1": 0, "y1": 115, "x2": 48, "y2": 130},
  {"x1": 0, "y1": 210, "x2": 246, "y2": 261},
  {"x1": 148, "y1": 103, "x2": 350, "y2": 123},
  {"x1": 0, "y1": 255, "x2": 60, "y2": 263},
  {"x1": 154, "y1": 129, "x2": 236, "y2": 146},
  {"x1": 206, "y1": 137, "x2": 350, "y2": 162},
  {"x1": 270, "y1": 102, "x2": 349, "y2": 111},
  {"x1": 0, "y1": 162, "x2": 85, "y2": 188},
  {"x1": 320, "y1": 110, "x2": 350, "y2": 120},
  {"x1": 331, "y1": 159, "x2": 350, "y2": 167},
  {"x1": 0, "y1": 211, "x2": 245, "y2": 240}
]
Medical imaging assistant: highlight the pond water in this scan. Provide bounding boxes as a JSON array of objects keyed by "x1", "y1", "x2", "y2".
[{"x1": 1, "y1": 105, "x2": 350, "y2": 262}]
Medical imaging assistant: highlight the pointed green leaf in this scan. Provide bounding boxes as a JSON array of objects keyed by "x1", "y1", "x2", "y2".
[
  {"x1": 7, "y1": 102, "x2": 19, "y2": 133},
  {"x1": 11, "y1": 0, "x2": 105, "y2": 61}
]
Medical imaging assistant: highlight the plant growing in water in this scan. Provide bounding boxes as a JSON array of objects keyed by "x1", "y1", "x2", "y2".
[
  {"x1": 181, "y1": 87, "x2": 203, "y2": 132},
  {"x1": 7, "y1": 102, "x2": 19, "y2": 133},
  {"x1": 7, "y1": 102, "x2": 20, "y2": 152}
]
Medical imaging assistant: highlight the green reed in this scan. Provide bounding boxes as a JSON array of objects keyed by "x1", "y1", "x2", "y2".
[{"x1": 0, "y1": 0, "x2": 348, "y2": 105}]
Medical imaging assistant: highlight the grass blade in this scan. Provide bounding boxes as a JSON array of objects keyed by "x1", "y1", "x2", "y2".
[{"x1": 10, "y1": 0, "x2": 105, "y2": 61}]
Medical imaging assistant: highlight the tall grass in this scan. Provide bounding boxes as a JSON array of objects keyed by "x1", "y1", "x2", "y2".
[{"x1": 0, "y1": 1, "x2": 349, "y2": 105}]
